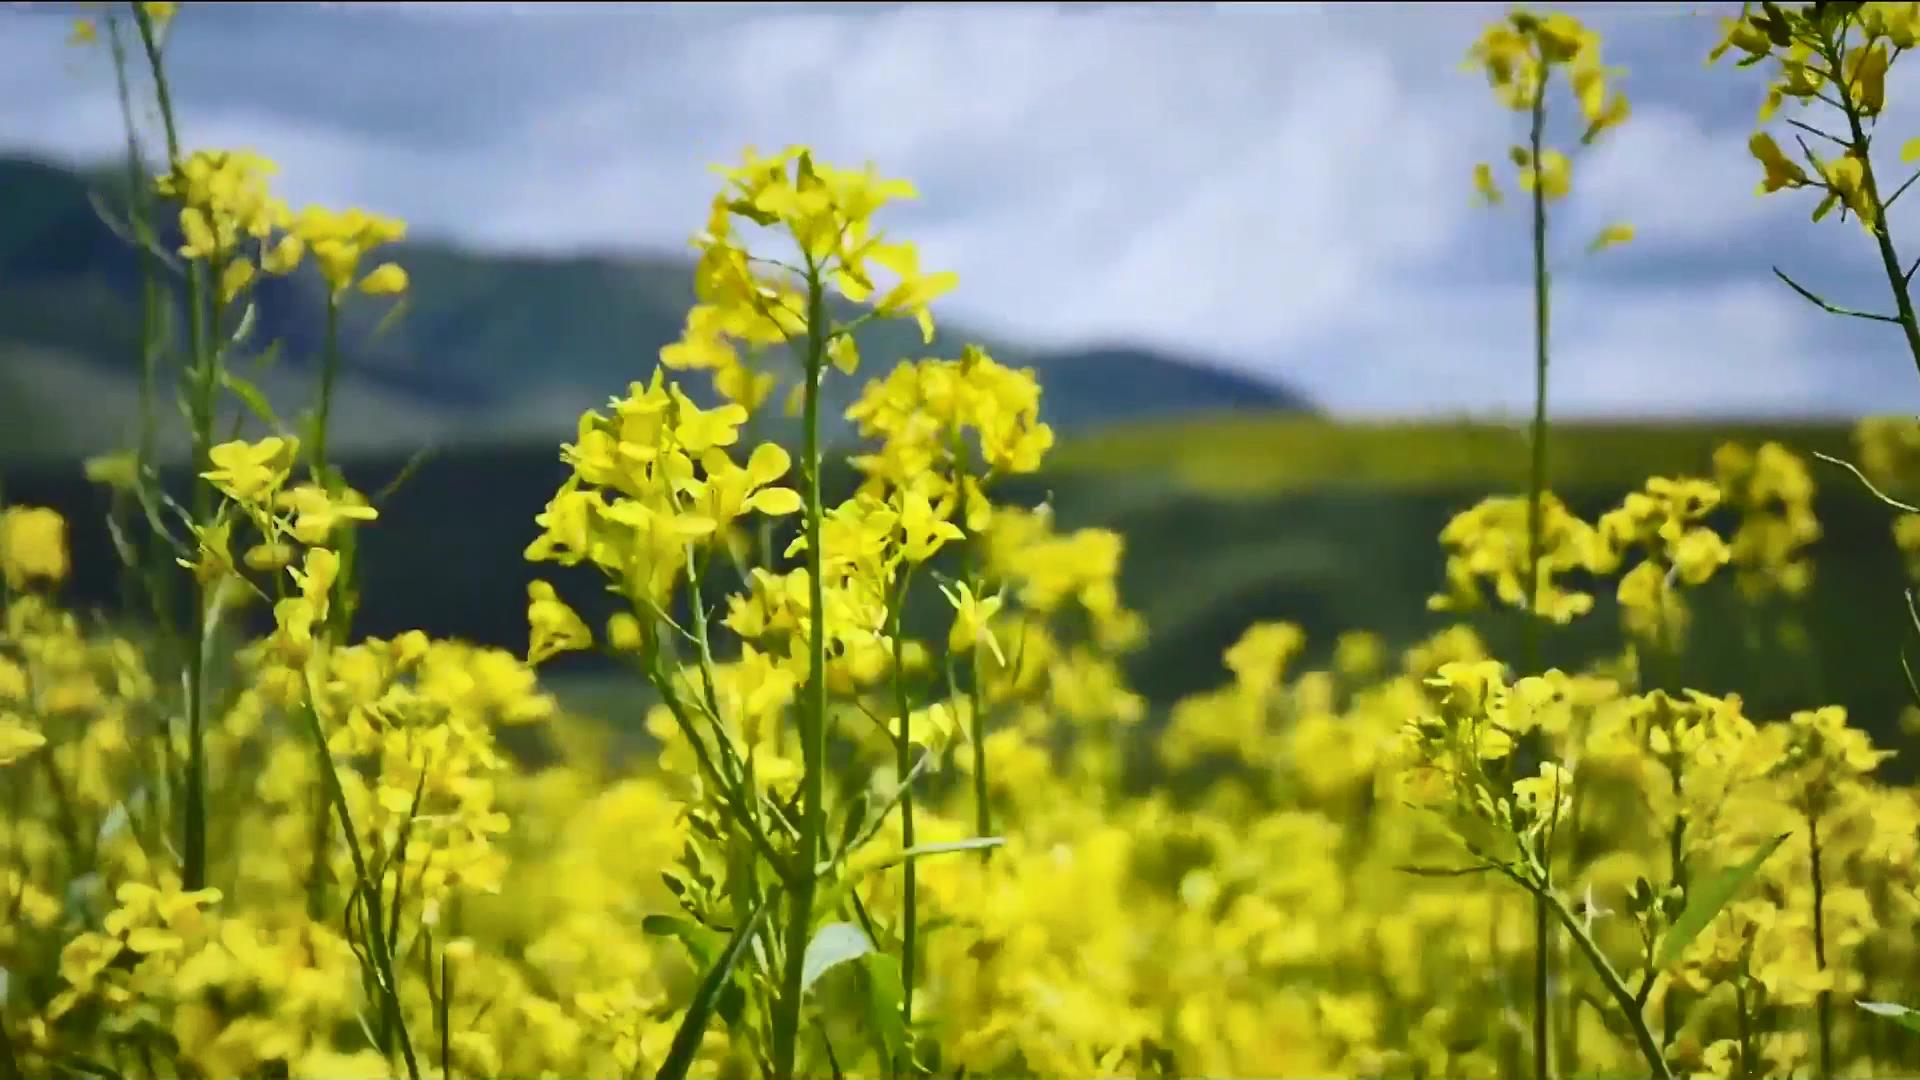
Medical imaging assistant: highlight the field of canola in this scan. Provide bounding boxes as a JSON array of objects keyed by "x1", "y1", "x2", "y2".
[{"x1": 19, "y1": 4, "x2": 1920, "y2": 1078}]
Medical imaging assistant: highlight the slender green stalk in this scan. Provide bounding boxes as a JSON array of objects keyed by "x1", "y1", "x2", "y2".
[
  {"x1": 969, "y1": 624, "x2": 990, "y2": 849},
  {"x1": 38, "y1": 751, "x2": 87, "y2": 872},
  {"x1": 1808, "y1": 808, "x2": 1833, "y2": 1080},
  {"x1": 1824, "y1": 37, "x2": 1920, "y2": 376},
  {"x1": 1735, "y1": 979, "x2": 1754, "y2": 1080},
  {"x1": 772, "y1": 262, "x2": 831, "y2": 1080},
  {"x1": 313, "y1": 299, "x2": 340, "y2": 478},
  {"x1": 0, "y1": 1011, "x2": 21, "y2": 1080},
  {"x1": 440, "y1": 945, "x2": 453, "y2": 1080},
  {"x1": 1522, "y1": 66, "x2": 1554, "y2": 1080},
  {"x1": 887, "y1": 567, "x2": 918, "y2": 1030},
  {"x1": 1663, "y1": 766, "x2": 1689, "y2": 1052},
  {"x1": 298, "y1": 692, "x2": 421, "y2": 1080},
  {"x1": 106, "y1": 14, "x2": 159, "y2": 475},
  {"x1": 305, "y1": 297, "x2": 347, "y2": 917},
  {"x1": 105, "y1": 12, "x2": 183, "y2": 859},
  {"x1": 1539, "y1": 886, "x2": 1674, "y2": 1080},
  {"x1": 133, "y1": 0, "x2": 217, "y2": 895}
]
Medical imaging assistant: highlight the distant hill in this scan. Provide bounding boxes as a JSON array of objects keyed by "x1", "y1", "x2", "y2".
[
  {"x1": 0, "y1": 154, "x2": 1312, "y2": 464},
  {"x1": 1021, "y1": 345, "x2": 1305, "y2": 432}
]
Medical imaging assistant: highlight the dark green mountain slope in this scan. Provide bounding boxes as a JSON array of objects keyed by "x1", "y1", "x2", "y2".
[{"x1": 0, "y1": 154, "x2": 1310, "y2": 463}]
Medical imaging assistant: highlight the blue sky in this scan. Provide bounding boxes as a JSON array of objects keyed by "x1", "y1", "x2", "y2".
[{"x1": 7, "y1": 0, "x2": 1920, "y2": 419}]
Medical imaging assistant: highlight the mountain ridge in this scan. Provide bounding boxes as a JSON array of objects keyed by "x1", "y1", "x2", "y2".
[{"x1": 0, "y1": 153, "x2": 1312, "y2": 463}]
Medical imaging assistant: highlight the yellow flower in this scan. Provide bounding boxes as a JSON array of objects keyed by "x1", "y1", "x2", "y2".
[
  {"x1": 527, "y1": 581, "x2": 592, "y2": 665},
  {"x1": 1813, "y1": 153, "x2": 1874, "y2": 225},
  {"x1": 1843, "y1": 42, "x2": 1889, "y2": 116},
  {"x1": 942, "y1": 580, "x2": 1005, "y2": 663},
  {"x1": 0, "y1": 712, "x2": 46, "y2": 766},
  {"x1": 1514, "y1": 147, "x2": 1572, "y2": 200},
  {"x1": 274, "y1": 484, "x2": 379, "y2": 545},
  {"x1": 202, "y1": 436, "x2": 299, "y2": 504},
  {"x1": 1750, "y1": 132, "x2": 1808, "y2": 194},
  {"x1": 1588, "y1": 222, "x2": 1634, "y2": 253},
  {"x1": 1473, "y1": 162, "x2": 1503, "y2": 206},
  {"x1": 0, "y1": 506, "x2": 70, "y2": 590},
  {"x1": 359, "y1": 262, "x2": 409, "y2": 295}
]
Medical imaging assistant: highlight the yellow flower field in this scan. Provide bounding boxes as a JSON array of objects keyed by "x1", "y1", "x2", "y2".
[{"x1": 16, "y1": 3, "x2": 1920, "y2": 1078}]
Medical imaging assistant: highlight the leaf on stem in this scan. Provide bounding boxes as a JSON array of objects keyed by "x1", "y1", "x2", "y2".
[
  {"x1": 1655, "y1": 832, "x2": 1790, "y2": 969},
  {"x1": 657, "y1": 886, "x2": 779, "y2": 1080},
  {"x1": 220, "y1": 370, "x2": 282, "y2": 432},
  {"x1": 800, "y1": 921, "x2": 874, "y2": 995},
  {"x1": 1860, "y1": 1000, "x2": 1920, "y2": 1033}
]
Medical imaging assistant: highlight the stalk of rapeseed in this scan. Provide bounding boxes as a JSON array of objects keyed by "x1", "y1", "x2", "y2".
[
  {"x1": 130, "y1": 0, "x2": 216, "y2": 895},
  {"x1": 771, "y1": 253, "x2": 831, "y2": 1080}
]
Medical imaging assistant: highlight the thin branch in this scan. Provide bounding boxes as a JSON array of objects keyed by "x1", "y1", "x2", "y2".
[
  {"x1": 1785, "y1": 116, "x2": 1850, "y2": 149},
  {"x1": 1811, "y1": 451, "x2": 1920, "y2": 513},
  {"x1": 1773, "y1": 267, "x2": 1903, "y2": 323},
  {"x1": 1887, "y1": 167, "x2": 1920, "y2": 213}
]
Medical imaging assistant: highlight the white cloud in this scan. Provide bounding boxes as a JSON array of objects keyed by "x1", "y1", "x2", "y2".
[
  {"x1": 1571, "y1": 102, "x2": 1791, "y2": 250},
  {"x1": 4, "y1": 0, "x2": 1919, "y2": 418}
]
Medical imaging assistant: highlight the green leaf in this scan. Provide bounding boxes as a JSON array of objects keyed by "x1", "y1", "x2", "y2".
[
  {"x1": 373, "y1": 445, "x2": 438, "y2": 506},
  {"x1": 370, "y1": 296, "x2": 412, "y2": 343},
  {"x1": 800, "y1": 922, "x2": 873, "y2": 996},
  {"x1": 873, "y1": 837, "x2": 1004, "y2": 872},
  {"x1": 656, "y1": 887, "x2": 778, "y2": 1080},
  {"x1": 227, "y1": 300, "x2": 259, "y2": 350},
  {"x1": 727, "y1": 198, "x2": 779, "y2": 227},
  {"x1": 1903, "y1": 137, "x2": 1920, "y2": 164},
  {"x1": 1860, "y1": 1000, "x2": 1920, "y2": 1033},
  {"x1": 814, "y1": 836, "x2": 1007, "y2": 880},
  {"x1": 864, "y1": 952, "x2": 909, "y2": 1066},
  {"x1": 1655, "y1": 832, "x2": 1790, "y2": 969},
  {"x1": 641, "y1": 914, "x2": 722, "y2": 970},
  {"x1": 220, "y1": 370, "x2": 282, "y2": 433},
  {"x1": 836, "y1": 789, "x2": 870, "y2": 861}
]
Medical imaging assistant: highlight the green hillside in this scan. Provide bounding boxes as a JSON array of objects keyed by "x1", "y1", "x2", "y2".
[
  {"x1": 0, "y1": 155, "x2": 1306, "y2": 464},
  {"x1": 1022, "y1": 414, "x2": 1909, "y2": 742},
  {"x1": 1051, "y1": 412, "x2": 1863, "y2": 495}
]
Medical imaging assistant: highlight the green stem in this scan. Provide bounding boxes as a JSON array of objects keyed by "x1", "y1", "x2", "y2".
[
  {"x1": 1524, "y1": 68, "x2": 1554, "y2": 1080},
  {"x1": 313, "y1": 299, "x2": 339, "y2": 478},
  {"x1": 887, "y1": 566, "x2": 918, "y2": 1032},
  {"x1": 1809, "y1": 807, "x2": 1833, "y2": 1080},
  {"x1": 969, "y1": 636, "x2": 989, "y2": 848},
  {"x1": 440, "y1": 944, "x2": 453, "y2": 1080},
  {"x1": 107, "y1": 13, "x2": 159, "y2": 473},
  {"x1": 1830, "y1": 40, "x2": 1920, "y2": 377},
  {"x1": 0, "y1": 1010, "x2": 21, "y2": 1080},
  {"x1": 299, "y1": 694, "x2": 421, "y2": 1080},
  {"x1": 1540, "y1": 886, "x2": 1673, "y2": 1080},
  {"x1": 1736, "y1": 979, "x2": 1754, "y2": 1080},
  {"x1": 772, "y1": 264, "x2": 831, "y2": 1080},
  {"x1": 134, "y1": 1, "x2": 217, "y2": 895},
  {"x1": 37, "y1": 751, "x2": 87, "y2": 873},
  {"x1": 1663, "y1": 767, "x2": 1689, "y2": 1052}
]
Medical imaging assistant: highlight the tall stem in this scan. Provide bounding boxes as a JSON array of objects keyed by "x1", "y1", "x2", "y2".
[
  {"x1": 888, "y1": 568, "x2": 918, "y2": 1030},
  {"x1": 299, "y1": 693, "x2": 420, "y2": 1080},
  {"x1": 1523, "y1": 72, "x2": 1554, "y2": 1080},
  {"x1": 134, "y1": 1, "x2": 216, "y2": 894},
  {"x1": 1540, "y1": 887, "x2": 1674, "y2": 1080},
  {"x1": 306, "y1": 297, "x2": 344, "y2": 918},
  {"x1": 772, "y1": 265, "x2": 830, "y2": 1080},
  {"x1": 1809, "y1": 807, "x2": 1833, "y2": 1080},
  {"x1": 1831, "y1": 50, "x2": 1920, "y2": 376},
  {"x1": 969, "y1": 626, "x2": 990, "y2": 847}
]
